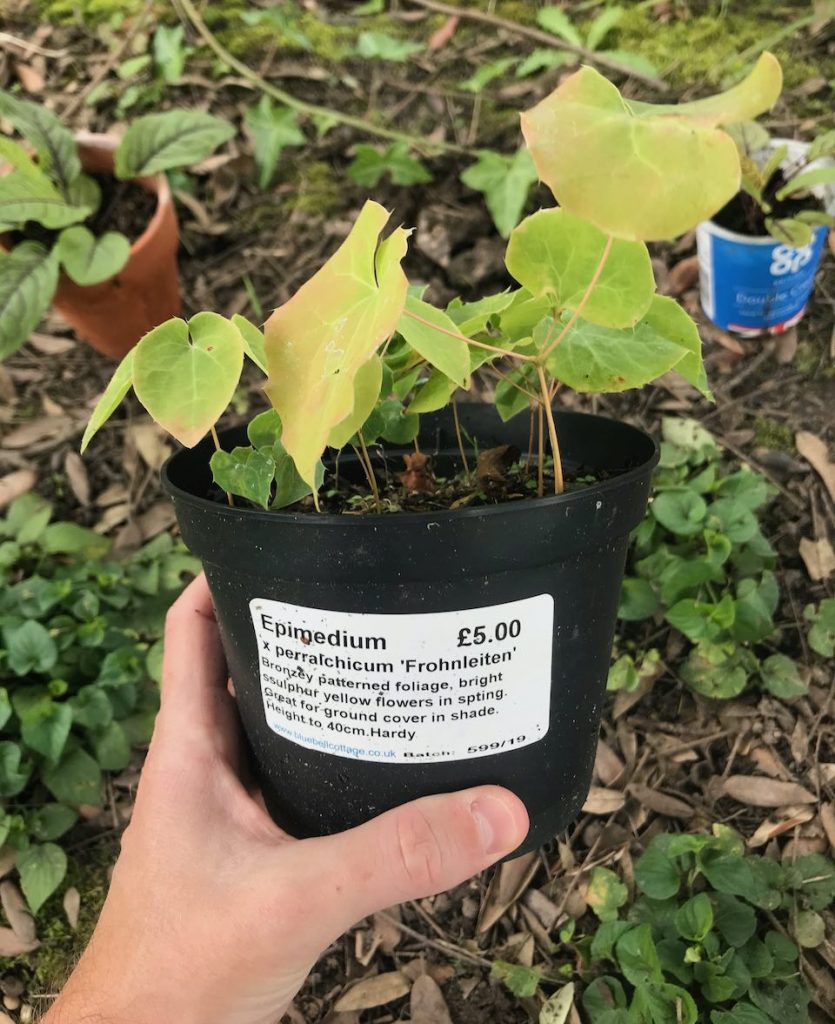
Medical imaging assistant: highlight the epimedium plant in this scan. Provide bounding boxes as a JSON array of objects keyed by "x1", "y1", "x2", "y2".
[
  {"x1": 609, "y1": 417, "x2": 809, "y2": 702},
  {"x1": 0, "y1": 91, "x2": 234, "y2": 359},
  {"x1": 82, "y1": 54, "x2": 784, "y2": 513},
  {"x1": 0, "y1": 493, "x2": 199, "y2": 915}
]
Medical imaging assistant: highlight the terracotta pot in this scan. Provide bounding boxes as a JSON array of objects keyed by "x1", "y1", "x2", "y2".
[{"x1": 51, "y1": 132, "x2": 181, "y2": 359}]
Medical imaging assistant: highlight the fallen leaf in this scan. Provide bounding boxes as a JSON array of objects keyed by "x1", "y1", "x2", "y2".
[
  {"x1": 1, "y1": 416, "x2": 74, "y2": 449},
  {"x1": 63, "y1": 886, "x2": 80, "y2": 930},
  {"x1": 722, "y1": 775, "x2": 817, "y2": 807},
  {"x1": 540, "y1": 982, "x2": 575, "y2": 1024},
  {"x1": 0, "y1": 927, "x2": 38, "y2": 957},
  {"x1": 774, "y1": 327, "x2": 798, "y2": 364},
  {"x1": 13, "y1": 61, "x2": 44, "y2": 93},
  {"x1": 410, "y1": 974, "x2": 452, "y2": 1024},
  {"x1": 41, "y1": 394, "x2": 65, "y2": 417},
  {"x1": 428, "y1": 14, "x2": 459, "y2": 50},
  {"x1": 627, "y1": 783, "x2": 694, "y2": 820},
  {"x1": 0, "y1": 882, "x2": 36, "y2": 943},
  {"x1": 127, "y1": 422, "x2": 171, "y2": 471},
  {"x1": 664, "y1": 255, "x2": 699, "y2": 296},
  {"x1": 796, "y1": 431, "x2": 835, "y2": 502},
  {"x1": 582, "y1": 786, "x2": 626, "y2": 815},
  {"x1": 522, "y1": 887, "x2": 560, "y2": 931},
  {"x1": 821, "y1": 802, "x2": 835, "y2": 852},
  {"x1": 137, "y1": 501, "x2": 176, "y2": 541},
  {"x1": 0, "y1": 469, "x2": 35, "y2": 509},
  {"x1": 748, "y1": 745, "x2": 791, "y2": 780},
  {"x1": 799, "y1": 536, "x2": 835, "y2": 581},
  {"x1": 476, "y1": 444, "x2": 520, "y2": 487},
  {"x1": 27, "y1": 333, "x2": 75, "y2": 355},
  {"x1": 790, "y1": 719, "x2": 809, "y2": 765},
  {"x1": 95, "y1": 483, "x2": 129, "y2": 507},
  {"x1": 372, "y1": 905, "x2": 401, "y2": 954},
  {"x1": 748, "y1": 810, "x2": 815, "y2": 848},
  {"x1": 594, "y1": 740, "x2": 625, "y2": 787},
  {"x1": 399, "y1": 452, "x2": 435, "y2": 493},
  {"x1": 94, "y1": 503, "x2": 131, "y2": 534},
  {"x1": 333, "y1": 972, "x2": 410, "y2": 1012},
  {"x1": 63, "y1": 451, "x2": 90, "y2": 506},
  {"x1": 477, "y1": 850, "x2": 539, "y2": 933}
]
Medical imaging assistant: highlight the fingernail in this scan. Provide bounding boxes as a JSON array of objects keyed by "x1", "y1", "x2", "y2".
[{"x1": 470, "y1": 794, "x2": 525, "y2": 856}]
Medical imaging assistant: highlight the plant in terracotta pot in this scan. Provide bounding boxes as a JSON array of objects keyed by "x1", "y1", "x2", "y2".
[
  {"x1": 0, "y1": 94, "x2": 234, "y2": 360},
  {"x1": 82, "y1": 55, "x2": 782, "y2": 855},
  {"x1": 697, "y1": 120, "x2": 835, "y2": 336}
]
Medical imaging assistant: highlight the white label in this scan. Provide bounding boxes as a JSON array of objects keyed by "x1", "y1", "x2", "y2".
[{"x1": 250, "y1": 595, "x2": 553, "y2": 763}]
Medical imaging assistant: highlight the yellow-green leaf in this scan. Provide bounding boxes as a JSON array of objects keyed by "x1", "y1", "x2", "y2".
[
  {"x1": 81, "y1": 350, "x2": 134, "y2": 453},
  {"x1": 506, "y1": 208, "x2": 654, "y2": 327},
  {"x1": 397, "y1": 295, "x2": 470, "y2": 386},
  {"x1": 264, "y1": 200, "x2": 409, "y2": 491},
  {"x1": 521, "y1": 56, "x2": 782, "y2": 241},
  {"x1": 328, "y1": 355, "x2": 383, "y2": 449},
  {"x1": 133, "y1": 313, "x2": 244, "y2": 447},
  {"x1": 232, "y1": 313, "x2": 267, "y2": 373}
]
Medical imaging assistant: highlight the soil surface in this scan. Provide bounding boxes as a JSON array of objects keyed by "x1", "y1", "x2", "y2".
[
  {"x1": 713, "y1": 169, "x2": 823, "y2": 236},
  {"x1": 86, "y1": 174, "x2": 157, "y2": 241}
]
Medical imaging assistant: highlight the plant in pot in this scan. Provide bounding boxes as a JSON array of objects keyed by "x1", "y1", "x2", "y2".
[
  {"x1": 0, "y1": 93, "x2": 234, "y2": 360},
  {"x1": 81, "y1": 55, "x2": 782, "y2": 855},
  {"x1": 697, "y1": 119, "x2": 835, "y2": 336}
]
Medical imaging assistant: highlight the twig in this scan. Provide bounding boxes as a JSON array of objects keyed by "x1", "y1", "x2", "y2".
[
  {"x1": 176, "y1": 0, "x2": 468, "y2": 156},
  {"x1": 376, "y1": 910, "x2": 492, "y2": 969},
  {"x1": 405, "y1": 0, "x2": 666, "y2": 89},
  {"x1": 0, "y1": 32, "x2": 67, "y2": 57}
]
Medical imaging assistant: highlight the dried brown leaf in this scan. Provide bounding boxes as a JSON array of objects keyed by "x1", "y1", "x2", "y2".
[
  {"x1": 748, "y1": 745, "x2": 791, "y2": 779},
  {"x1": 0, "y1": 469, "x2": 35, "y2": 509},
  {"x1": 0, "y1": 881, "x2": 36, "y2": 943},
  {"x1": 399, "y1": 452, "x2": 435, "y2": 493},
  {"x1": 63, "y1": 451, "x2": 90, "y2": 506},
  {"x1": 13, "y1": 61, "x2": 44, "y2": 93},
  {"x1": 0, "y1": 848, "x2": 17, "y2": 878},
  {"x1": 0, "y1": 927, "x2": 38, "y2": 957},
  {"x1": 523, "y1": 887, "x2": 560, "y2": 931},
  {"x1": 137, "y1": 501, "x2": 176, "y2": 541},
  {"x1": 410, "y1": 974, "x2": 452, "y2": 1024},
  {"x1": 796, "y1": 431, "x2": 835, "y2": 502},
  {"x1": 820, "y1": 803, "x2": 835, "y2": 852},
  {"x1": 594, "y1": 740, "x2": 625, "y2": 787},
  {"x1": 627, "y1": 784, "x2": 694, "y2": 820},
  {"x1": 477, "y1": 850, "x2": 539, "y2": 933},
  {"x1": 428, "y1": 14, "x2": 459, "y2": 50},
  {"x1": 476, "y1": 445, "x2": 520, "y2": 487},
  {"x1": 1, "y1": 416, "x2": 73, "y2": 449},
  {"x1": 582, "y1": 786, "x2": 626, "y2": 815},
  {"x1": 127, "y1": 423, "x2": 171, "y2": 471},
  {"x1": 333, "y1": 972, "x2": 410, "y2": 1012},
  {"x1": 722, "y1": 775, "x2": 816, "y2": 807},
  {"x1": 748, "y1": 811, "x2": 815, "y2": 848},
  {"x1": 63, "y1": 886, "x2": 80, "y2": 930},
  {"x1": 665, "y1": 255, "x2": 699, "y2": 296},
  {"x1": 799, "y1": 536, "x2": 835, "y2": 581},
  {"x1": 27, "y1": 332, "x2": 74, "y2": 355},
  {"x1": 372, "y1": 905, "x2": 401, "y2": 954},
  {"x1": 774, "y1": 327, "x2": 798, "y2": 365}
]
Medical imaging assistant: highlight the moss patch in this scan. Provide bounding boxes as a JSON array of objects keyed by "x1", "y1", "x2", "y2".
[
  {"x1": 752, "y1": 416, "x2": 794, "y2": 451},
  {"x1": 285, "y1": 160, "x2": 341, "y2": 217},
  {"x1": 36, "y1": 0, "x2": 141, "y2": 24}
]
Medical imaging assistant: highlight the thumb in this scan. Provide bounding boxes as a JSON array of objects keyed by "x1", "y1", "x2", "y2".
[{"x1": 289, "y1": 786, "x2": 529, "y2": 937}]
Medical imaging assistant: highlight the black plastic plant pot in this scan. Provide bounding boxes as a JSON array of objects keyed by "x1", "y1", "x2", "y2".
[{"x1": 161, "y1": 406, "x2": 658, "y2": 855}]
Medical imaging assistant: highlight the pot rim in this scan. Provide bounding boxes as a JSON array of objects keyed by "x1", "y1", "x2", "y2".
[
  {"x1": 73, "y1": 130, "x2": 173, "y2": 261},
  {"x1": 161, "y1": 409, "x2": 660, "y2": 529}
]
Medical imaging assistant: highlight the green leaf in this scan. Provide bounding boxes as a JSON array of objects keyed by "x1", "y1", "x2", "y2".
[
  {"x1": 765, "y1": 217, "x2": 813, "y2": 247},
  {"x1": 460, "y1": 148, "x2": 538, "y2": 239},
  {"x1": 615, "y1": 924, "x2": 664, "y2": 987},
  {"x1": 264, "y1": 201, "x2": 409, "y2": 492},
  {"x1": 749, "y1": 981, "x2": 810, "y2": 1024},
  {"x1": 328, "y1": 356, "x2": 383, "y2": 449},
  {"x1": 618, "y1": 577, "x2": 659, "y2": 620},
  {"x1": 28, "y1": 803, "x2": 77, "y2": 842},
  {"x1": 356, "y1": 30, "x2": 423, "y2": 61},
  {"x1": 93, "y1": 721, "x2": 131, "y2": 771},
  {"x1": 516, "y1": 49, "x2": 575, "y2": 78},
  {"x1": 459, "y1": 57, "x2": 517, "y2": 92},
  {"x1": 408, "y1": 369, "x2": 457, "y2": 414},
  {"x1": 805, "y1": 598, "x2": 835, "y2": 657},
  {"x1": 506, "y1": 209, "x2": 654, "y2": 327},
  {"x1": 0, "y1": 242, "x2": 59, "y2": 360},
  {"x1": 0, "y1": 89, "x2": 80, "y2": 193},
  {"x1": 777, "y1": 164, "x2": 835, "y2": 200},
  {"x1": 521, "y1": 55, "x2": 782, "y2": 240},
  {"x1": 272, "y1": 441, "x2": 321, "y2": 509},
  {"x1": 41, "y1": 522, "x2": 111, "y2": 558},
  {"x1": 70, "y1": 686, "x2": 113, "y2": 731},
  {"x1": 133, "y1": 313, "x2": 244, "y2": 447},
  {"x1": 3, "y1": 620, "x2": 57, "y2": 675},
  {"x1": 397, "y1": 296, "x2": 470, "y2": 387},
  {"x1": 21, "y1": 699, "x2": 72, "y2": 762},
  {"x1": 246, "y1": 408, "x2": 281, "y2": 448},
  {"x1": 725, "y1": 120, "x2": 771, "y2": 155},
  {"x1": 55, "y1": 226, "x2": 130, "y2": 286},
  {"x1": 536, "y1": 7, "x2": 583, "y2": 47},
  {"x1": 713, "y1": 893, "x2": 757, "y2": 948},
  {"x1": 587, "y1": 866, "x2": 628, "y2": 922},
  {"x1": 710, "y1": 1004, "x2": 771, "y2": 1024},
  {"x1": 759, "y1": 653, "x2": 807, "y2": 699},
  {"x1": 115, "y1": 110, "x2": 235, "y2": 178},
  {"x1": 807, "y1": 129, "x2": 835, "y2": 161},
  {"x1": 0, "y1": 741, "x2": 30, "y2": 797},
  {"x1": 230, "y1": 313, "x2": 267, "y2": 374},
  {"x1": 540, "y1": 983, "x2": 574, "y2": 1024},
  {"x1": 0, "y1": 170, "x2": 91, "y2": 228},
  {"x1": 607, "y1": 653, "x2": 639, "y2": 692},
  {"x1": 583, "y1": 975, "x2": 628, "y2": 1019},
  {"x1": 152, "y1": 23, "x2": 191, "y2": 84},
  {"x1": 210, "y1": 445, "x2": 276, "y2": 510},
  {"x1": 635, "y1": 845, "x2": 681, "y2": 899},
  {"x1": 675, "y1": 893, "x2": 713, "y2": 942},
  {"x1": 491, "y1": 960, "x2": 541, "y2": 998},
  {"x1": 629, "y1": 983, "x2": 698, "y2": 1024},
  {"x1": 598, "y1": 49, "x2": 659, "y2": 79},
  {"x1": 348, "y1": 142, "x2": 432, "y2": 187},
  {"x1": 244, "y1": 97, "x2": 304, "y2": 189},
  {"x1": 587, "y1": 7, "x2": 625, "y2": 50},
  {"x1": 18, "y1": 842, "x2": 67, "y2": 913},
  {"x1": 42, "y1": 747, "x2": 102, "y2": 806},
  {"x1": 680, "y1": 642, "x2": 748, "y2": 699},
  {"x1": 80, "y1": 350, "x2": 134, "y2": 453},
  {"x1": 0, "y1": 689, "x2": 11, "y2": 730},
  {"x1": 733, "y1": 574, "x2": 777, "y2": 642},
  {"x1": 792, "y1": 909, "x2": 825, "y2": 948},
  {"x1": 652, "y1": 490, "x2": 707, "y2": 536}
]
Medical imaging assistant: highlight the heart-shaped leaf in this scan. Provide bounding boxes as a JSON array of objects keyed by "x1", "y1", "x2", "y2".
[
  {"x1": 397, "y1": 296, "x2": 470, "y2": 386},
  {"x1": 231, "y1": 313, "x2": 267, "y2": 373},
  {"x1": 328, "y1": 355, "x2": 383, "y2": 449},
  {"x1": 264, "y1": 200, "x2": 409, "y2": 491},
  {"x1": 132, "y1": 313, "x2": 244, "y2": 447},
  {"x1": 0, "y1": 89, "x2": 80, "y2": 193},
  {"x1": 18, "y1": 842, "x2": 67, "y2": 914},
  {"x1": 0, "y1": 242, "x2": 59, "y2": 360},
  {"x1": 521, "y1": 54, "x2": 782, "y2": 240},
  {"x1": 56, "y1": 226, "x2": 131, "y2": 286},
  {"x1": 210, "y1": 445, "x2": 276, "y2": 510},
  {"x1": 115, "y1": 110, "x2": 235, "y2": 178},
  {"x1": 506, "y1": 208, "x2": 654, "y2": 327},
  {"x1": 80, "y1": 350, "x2": 134, "y2": 453}
]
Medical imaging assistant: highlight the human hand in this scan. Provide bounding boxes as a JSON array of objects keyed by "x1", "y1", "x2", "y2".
[{"x1": 44, "y1": 574, "x2": 529, "y2": 1024}]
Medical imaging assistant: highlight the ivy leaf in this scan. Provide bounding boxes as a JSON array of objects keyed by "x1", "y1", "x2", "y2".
[
  {"x1": 210, "y1": 446, "x2": 276, "y2": 510},
  {"x1": 92, "y1": 721, "x2": 131, "y2": 771},
  {"x1": 506, "y1": 208, "x2": 654, "y2": 327},
  {"x1": 42, "y1": 747, "x2": 102, "y2": 806},
  {"x1": 521, "y1": 55, "x2": 782, "y2": 240},
  {"x1": 0, "y1": 89, "x2": 80, "y2": 193},
  {"x1": 3, "y1": 620, "x2": 57, "y2": 675},
  {"x1": 348, "y1": 142, "x2": 432, "y2": 187},
  {"x1": 651, "y1": 491, "x2": 707, "y2": 536},
  {"x1": 0, "y1": 242, "x2": 59, "y2": 360},
  {"x1": 246, "y1": 409, "x2": 282, "y2": 448},
  {"x1": 115, "y1": 110, "x2": 235, "y2": 178},
  {"x1": 244, "y1": 97, "x2": 304, "y2": 189},
  {"x1": 759, "y1": 654, "x2": 807, "y2": 699},
  {"x1": 631, "y1": 984, "x2": 698, "y2": 1024},
  {"x1": 132, "y1": 313, "x2": 244, "y2": 447},
  {"x1": 18, "y1": 842, "x2": 67, "y2": 914},
  {"x1": 460, "y1": 148, "x2": 538, "y2": 238},
  {"x1": 356, "y1": 31, "x2": 423, "y2": 61},
  {"x1": 397, "y1": 296, "x2": 470, "y2": 387},
  {"x1": 80, "y1": 350, "x2": 134, "y2": 453},
  {"x1": 804, "y1": 598, "x2": 835, "y2": 657},
  {"x1": 56, "y1": 226, "x2": 130, "y2": 286},
  {"x1": 264, "y1": 200, "x2": 409, "y2": 492},
  {"x1": 713, "y1": 893, "x2": 757, "y2": 948}
]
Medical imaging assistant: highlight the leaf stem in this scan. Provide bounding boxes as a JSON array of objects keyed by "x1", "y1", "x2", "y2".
[
  {"x1": 537, "y1": 365, "x2": 564, "y2": 496},
  {"x1": 536, "y1": 403, "x2": 544, "y2": 499},
  {"x1": 488, "y1": 364, "x2": 539, "y2": 404},
  {"x1": 540, "y1": 234, "x2": 614, "y2": 361},
  {"x1": 452, "y1": 399, "x2": 470, "y2": 479},
  {"x1": 402, "y1": 309, "x2": 537, "y2": 363},
  {"x1": 210, "y1": 425, "x2": 234, "y2": 507},
  {"x1": 176, "y1": 0, "x2": 469, "y2": 156},
  {"x1": 357, "y1": 431, "x2": 382, "y2": 514}
]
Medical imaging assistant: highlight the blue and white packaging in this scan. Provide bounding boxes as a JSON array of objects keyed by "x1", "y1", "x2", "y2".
[{"x1": 697, "y1": 140, "x2": 833, "y2": 336}]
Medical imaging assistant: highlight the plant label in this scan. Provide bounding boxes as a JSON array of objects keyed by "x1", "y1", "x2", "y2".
[{"x1": 249, "y1": 595, "x2": 554, "y2": 763}]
